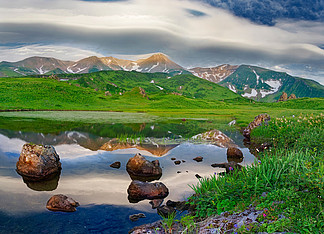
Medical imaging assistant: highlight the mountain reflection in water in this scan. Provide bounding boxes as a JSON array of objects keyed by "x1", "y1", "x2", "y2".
[{"x1": 0, "y1": 120, "x2": 255, "y2": 233}]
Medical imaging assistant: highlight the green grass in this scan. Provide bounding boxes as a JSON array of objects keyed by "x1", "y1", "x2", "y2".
[
  {"x1": 0, "y1": 77, "x2": 323, "y2": 131},
  {"x1": 57, "y1": 70, "x2": 241, "y2": 101},
  {"x1": 0, "y1": 77, "x2": 113, "y2": 110},
  {"x1": 187, "y1": 113, "x2": 324, "y2": 233}
]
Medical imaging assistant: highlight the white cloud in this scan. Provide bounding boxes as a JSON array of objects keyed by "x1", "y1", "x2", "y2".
[
  {"x1": 0, "y1": 0, "x2": 324, "y2": 83},
  {"x1": 0, "y1": 44, "x2": 104, "y2": 62}
]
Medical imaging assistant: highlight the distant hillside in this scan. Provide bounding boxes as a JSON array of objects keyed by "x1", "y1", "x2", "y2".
[
  {"x1": 219, "y1": 65, "x2": 324, "y2": 101},
  {"x1": 191, "y1": 64, "x2": 324, "y2": 101},
  {"x1": 57, "y1": 70, "x2": 242, "y2": 101},
  {"x1": 0, "y1": 53, "x2": 188, "y2": 77}
]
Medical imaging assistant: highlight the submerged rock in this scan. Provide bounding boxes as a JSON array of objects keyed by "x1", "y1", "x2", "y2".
[
  {"x1": 243, "y1": 113, "x2": 270, "y2": 139},
  {"x1": 126, "y1": 154, "x2": 162, "y2": 181},
  {"x1": 46, "y1": 194, "x2": 79, "y2": 212},
  {"x1": 16, "y1": 143, "x2": 61, "y2": 181},
  {"x1": 129, "y1": 213, "x2": 146, "y2": 222},
  {"x1": 127, "y1": 180, "x2": 169, "y2": 203}
]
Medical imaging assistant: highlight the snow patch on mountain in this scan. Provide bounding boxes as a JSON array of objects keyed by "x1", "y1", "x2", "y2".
[
  {"x1": 242, "y1": 89, "x2": 258, "y2": 98},
  {"x1": 259, "y1": 79, "x2": 282, "y2": 97},
  {"x1": 13, "y1": 68, "x2": 26, "y2": 76},
  {"x1": 36, "y1": 65, "x2": 49, "y2": 74},
  {"x1": 265, "y1": 80, "x2": 281, "y2": 91},
  {"x1": 228, "y1": 84, "x2": 237, "y2": 93},
  {"x1": 155, "y1": 85, "x2": 164, "y2": 90},
  {"x1": 67, "y1": 66, "x2": 75, "y2": 73},
  {"x1": 148, "y1": 63, "x2": 159, "y2": 72},
  {"x1": 252, "y1": 70, "x2": 260, "y2": 85}
]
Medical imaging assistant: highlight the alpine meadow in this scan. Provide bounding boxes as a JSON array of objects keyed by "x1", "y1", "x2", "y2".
[{"x1": 0, "y1": 0, "x2": 323, "y2": 233}]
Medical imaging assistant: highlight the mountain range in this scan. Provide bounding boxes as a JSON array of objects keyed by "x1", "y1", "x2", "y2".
[{"x1": 1, "y1": 53, "x2": 323, "y2": 101}]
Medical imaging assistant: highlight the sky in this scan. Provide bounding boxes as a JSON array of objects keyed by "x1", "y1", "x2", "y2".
[{"x1": 0, "y1": 0, "x2": 324, "y2": 84}]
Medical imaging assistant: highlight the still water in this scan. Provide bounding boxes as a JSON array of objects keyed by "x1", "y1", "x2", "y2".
[{"x1": 0, "y1": 112, "x2": 255, "y2": 233}]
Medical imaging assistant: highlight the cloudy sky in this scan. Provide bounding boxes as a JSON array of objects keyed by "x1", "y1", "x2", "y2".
[{"x1": 0, "y1": 0, "x2": 324, "y2": 84}]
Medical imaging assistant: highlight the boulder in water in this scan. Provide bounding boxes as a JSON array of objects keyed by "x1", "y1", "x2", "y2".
[
  {"x1": 126, "y1": 154, "x2": 162, "y2": 181},
  {"x1": 46, "y1": 194, "x2": 79, "y2": 212},
  {"x1": 110, "y1": 161, "x2": 121, "y2": 169},
  {"x1": 227, "y1": 147, "x2": 243, "y2": 159},
  {"x1": 193, "y1": 156, "x2": 203, "y2": 162},
  {"x1": 16, "y1": 143, "x2": 61, "y2": 181},
  {"x1": 127, "y1": 180, "x2": 169, "y2": 202}
]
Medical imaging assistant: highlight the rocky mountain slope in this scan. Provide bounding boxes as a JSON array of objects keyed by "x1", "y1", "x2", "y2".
[
  {"x1": 218, "y1": 65, "x2": 324, "y2": 101},
  {"x1": 192, "y1": 64, "x2": 324, "y2": 101},
  {"x1": 0, "y1": 53, "x2": 188, "y2": 77},
  {"x1": 1, "y1": 54, "x2": 323, "y2": 101},
  {"x1": 189, "y1": 64, "x2": 239, "y2": 83}
]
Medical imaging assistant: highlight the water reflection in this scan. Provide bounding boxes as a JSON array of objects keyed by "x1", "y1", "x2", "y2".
[
  {"x1": 0, "y1": 118, "x2": 256, "y2": 233},
  {"x1": 21, "y1": 171, "x2": 61, "y2": 191}
]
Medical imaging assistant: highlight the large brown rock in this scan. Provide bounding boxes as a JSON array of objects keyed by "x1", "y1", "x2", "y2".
[
  {"x1": 278, "y1": 92, "x2": 288, "y2": 102},
  {"x1": 46, "y1": 194, "x2": 79, "y2": 212},
  {"x1": 126, "y1": 154, "x2": 162, "y2": 181},
  {"x1": 227, "y1": 147, "x2": 243, "y2": 159},
  {"x1": 127, "y1": 180, "x2": 169, "y2": 202},
  {"x1": 288, "y1": 94, "x2": 297, "y2": 99},
  {"x1": 243, "y1": 113, "x2": 270, "y2": 139},
  {"x1": 139, "y1": 87, "x2": 149, "y2": 100},
  {"x1": 16, "y1": 143, "x2": 61, "y2": 181}
]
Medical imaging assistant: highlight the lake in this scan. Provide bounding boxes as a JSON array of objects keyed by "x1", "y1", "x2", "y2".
[{"x1": 0, "y1": 111, "x2": 255, "y2": 233}]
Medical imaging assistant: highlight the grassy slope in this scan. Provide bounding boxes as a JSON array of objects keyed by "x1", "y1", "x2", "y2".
[
  {"x1": 0, "y1": 76, "x2": 323, "y2": 129},
  {"x1": 0, "y1": 77, "x2": 113, "y2": 110},
  {"x1": 58, "y1": 70, "x2": 241, "y2": 101},
  {"x1": 188, "y1": 114, "x2": 324, "y2": 233}
]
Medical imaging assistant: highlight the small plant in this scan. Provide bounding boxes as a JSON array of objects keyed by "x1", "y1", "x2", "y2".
[
  {"x1": 179, "y1": 215, "x2": 197, "y2": 233},
  {"x1": 161, "y1": 212, "x2": 178, "y2": 234}
]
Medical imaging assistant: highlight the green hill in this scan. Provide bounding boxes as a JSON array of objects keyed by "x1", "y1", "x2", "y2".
[
  {"x1": 57, "y1": 70, "x2": 242, "y2": 101},
  {"x1": 0, "y1": 76, "x2": 234, "y2": 111},
  {"x1": 219, "y1": 65, "x2": 324, "y2": 101}
]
